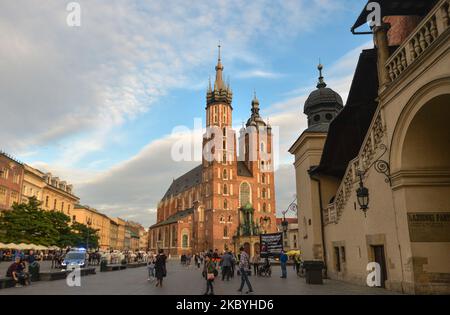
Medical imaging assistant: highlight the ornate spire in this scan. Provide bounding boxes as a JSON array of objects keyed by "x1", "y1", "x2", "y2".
[
  {"x1": 208, "y1": 76, "x2": 212, "y2": 92},
  {"x1": 317, "y1": 62, "x2": 327, "y2": 89},
  {"x1": 206, "y1": 44, "x2": 233, "y2": 108},
  {"x1": 252, "y1": 89, "x2": 259, "y2": 107},
  {"x1": 214, "y1": 44, "x2": 224, "y2": 90}
]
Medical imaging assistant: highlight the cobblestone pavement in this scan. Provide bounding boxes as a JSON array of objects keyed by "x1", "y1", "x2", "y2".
[{"x1": 0, "y1": 260, "x2": 398, "y2": 295}]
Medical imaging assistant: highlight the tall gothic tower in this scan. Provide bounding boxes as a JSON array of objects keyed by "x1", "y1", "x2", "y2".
[{"x1": 201, "y1": 46, "x2": 239, "y2": 251}]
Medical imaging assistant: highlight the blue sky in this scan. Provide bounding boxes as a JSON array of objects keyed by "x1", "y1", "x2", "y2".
[{"x1": 0, "y1": 0, "x2": 373, "y2": 226}]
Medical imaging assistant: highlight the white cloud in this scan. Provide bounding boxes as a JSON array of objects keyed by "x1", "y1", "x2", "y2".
[
  {"x1": 236, "y1": 70, "x2": 284, "y2": 79},
  {"x1": 1, "y1": 0, "x2": 354, "y2": 227}
]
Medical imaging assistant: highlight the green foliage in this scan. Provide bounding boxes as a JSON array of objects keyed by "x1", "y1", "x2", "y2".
[{"x1": 0, "y1": 197, "x2": 99, "y2": 249}]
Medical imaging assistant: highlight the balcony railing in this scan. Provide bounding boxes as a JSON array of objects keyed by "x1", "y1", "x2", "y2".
[
  {"x1": 325, "y1": 111, "x2": 385, "y2": 224},
  {"x1": 386, "y1": 0, "x2": 450, "y2": 82}
]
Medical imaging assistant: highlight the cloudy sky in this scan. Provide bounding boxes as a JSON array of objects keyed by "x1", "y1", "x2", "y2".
[{"x1": 0, "y1": 0, "x2": 372, "y2": 227}]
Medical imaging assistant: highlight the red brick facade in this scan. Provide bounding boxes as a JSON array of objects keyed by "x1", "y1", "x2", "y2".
[
  {"x1": 149, "y1": 51, "x2": 277, "y2": 256},
  {"x1": 0, "y1": 152, "x2": 24, "y2": 211}
]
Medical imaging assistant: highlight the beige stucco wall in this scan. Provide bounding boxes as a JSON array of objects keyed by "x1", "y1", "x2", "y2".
[
  {"x1": 291, "y1": 133, "x2": 327, "y2": 261},
  {"x1": 290, "y1": 5, "x2": 450, "y2": 294}
]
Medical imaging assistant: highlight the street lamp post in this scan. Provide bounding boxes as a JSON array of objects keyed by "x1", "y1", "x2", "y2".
[{"x1": 86, "y1": 217, "x2": 92, "y2": 250}]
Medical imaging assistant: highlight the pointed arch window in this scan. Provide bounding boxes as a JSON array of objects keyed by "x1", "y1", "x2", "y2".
[
  {"x1": 224, "y1": 226, "x2": 228, "y2": 237},
  {"x1": 263, "y1": 203, "x2": 267, "y2": 212},
  {"x1": 239, "y1": 182, "x2": 251, "y2": 206},
  {"x1": 224, "y1": 199, "x2": 228, "y2": 209},
  {"x1": 223, "y1": 169, "x2": 227, "y2": 179},
  {"x1": 262, "y1": 174, "x2": 266, "y2": 184},
  {"x1": 223, "y1": 184, "x2": 228, "y2": 195},
  {"x1": 262, "y1": 188, "x2": 267, "y2": 199}
]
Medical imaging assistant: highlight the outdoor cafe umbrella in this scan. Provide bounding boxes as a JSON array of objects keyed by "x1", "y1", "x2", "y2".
[
  {"x1": 17, "y1": 243, "x2": 32, "y2": 250},
  {"x1": 286, "y1": 250, "x2": 301, "y2": 256}
]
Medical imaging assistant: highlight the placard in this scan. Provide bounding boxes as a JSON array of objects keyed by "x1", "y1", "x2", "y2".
[
  {"x1": 408, "y1": 212, "x2": 450, "y2": 242},
  {"x1": 260, "y1": 232, "x2": 283, "y2": 258}
]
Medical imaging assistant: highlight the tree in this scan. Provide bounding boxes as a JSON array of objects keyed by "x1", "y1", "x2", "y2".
[
  {"x1": 71, "y1": 222, "x2": 99, "y2": 249},
  {"x1": 0, "y1": 197, "x2": 58, "y2": 245},
  {"x1": 45, "y1": 210, "x2": 72, "y2": 247},
  {"x1": 0, "y1": 197, "x2": 99, "y2": 249}
]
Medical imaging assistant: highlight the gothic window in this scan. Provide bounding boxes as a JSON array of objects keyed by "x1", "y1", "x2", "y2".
[
  {"x1": 223, "y1": 140, "x2": 226, "y2": 150},
  {"x1": 262, "y1": 188, "x2": 267, "y2": 199},
  {"x1": 224, "y1": 199, "x2": 228, "y2": 209},
  {"x1": 223, "y1": 169, "x2": 227, "y2": 179},
  {"x1": 223, "y1": 152, "x2": 227, "y2": 163},
  {"x1": 263, "y1": 203, "x2": 267, "y2": 212},
  {"x1": 223, "y1": 127, "x2": 226, "y2": 137},
  {"x1": 224, "y1": 226, "x2": 228, "y2": 238},
  {"x1": 223, "y1": 184, "x2": 228, "y2": 195},
  {"x1": 228, "y1": 215, "x2": 232, "y2": 222},
  {"x1": 172, "y1": 226, "x2": 177, "y2": 247},
  {"x1": 262, "y1": 174, "x2": 265, "y2": 184},
  {"x1": 182, "y1": 234, "x2": 188, "y2": 248},
  {"x1": 239, "y1": 182, "x2": 251, "y2": 206},
  {"x1": 220, "y1": 216, "x2": 224, "y2": 223}
]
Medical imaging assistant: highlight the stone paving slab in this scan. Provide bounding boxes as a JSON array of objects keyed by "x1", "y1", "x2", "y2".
[{"x1": 0, "y1": 261, "x2": 399, "y2": 295}]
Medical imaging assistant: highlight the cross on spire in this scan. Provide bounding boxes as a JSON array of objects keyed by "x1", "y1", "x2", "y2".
[{"x1": 317, "y1": 60, "x2": 327, "y2": 89}]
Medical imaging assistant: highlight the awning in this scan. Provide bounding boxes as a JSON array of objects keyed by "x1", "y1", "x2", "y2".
[{"x1": 351, "y1": 0, "x2": 438, "y2": 34}]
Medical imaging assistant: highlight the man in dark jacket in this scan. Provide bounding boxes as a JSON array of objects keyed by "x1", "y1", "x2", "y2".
[
  {"x1": 221, "y1": 252, "x2": 233, "y2": 281},
  {"x1": 280, "y1": 251, "x2": 288, "y2": 278}
]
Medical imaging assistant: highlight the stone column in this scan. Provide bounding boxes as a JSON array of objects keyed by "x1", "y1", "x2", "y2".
[{"x1": 373, "y1": 23, "x2": 391, "y2": 91}]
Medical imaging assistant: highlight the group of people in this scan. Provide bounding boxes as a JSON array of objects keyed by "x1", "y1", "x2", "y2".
[
  {"x1": 200, "y1": 247, "x2": 255, "y2": 295},
  {"x1": 4, "y1": 250, "x2": 39, "y2": 287},
  {"x1": 199, "y1": 249, "x2": 298, "y2": 295},
  {"x1": 146, "y1": 249, "x2": 167, "y2": 288}
]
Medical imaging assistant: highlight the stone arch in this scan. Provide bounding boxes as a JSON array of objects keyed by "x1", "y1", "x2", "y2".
[
  {"x1": 390, "y1": 77, "x2": 450, "y2": 174},
  {"x1": 388, "y1": 77, "x2": 450, "y2": 294}
]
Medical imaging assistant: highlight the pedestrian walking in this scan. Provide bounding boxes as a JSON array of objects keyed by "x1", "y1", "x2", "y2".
[
  {"x1": 221, "y1": 251, "x2": 233, "y2": 281},
  {"x1": 237, "y1": 247, "x2": 253, "y2": 294},
  {"x1": 280, "y1": 250, "x2": 288, "y2": 278},
  {"x1": 202, "y1": 254, "x2": 217, "y2": 295},
  {"x1": 294, "y1": 254, "x2": 301, "y2": 276},
  {"x1": 155, "y1": 249, "x2": 167, "y2": 287},
  {"x1": 251, "y1": 253, "x2": 260, "y2": 276},
  {"x1": 147, "y1": 254, "x2": 156, "y2": 281}
]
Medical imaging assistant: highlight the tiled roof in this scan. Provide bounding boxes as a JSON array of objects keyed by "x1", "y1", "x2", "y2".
[
  {"x1": 237, "y1": 161, "x2": 252, "y2": 177},
  {"x1": 163, "y1": 165, "x2": 203, "y2": 200},
  {"x1": 150, "y1": 207, "x2": 194, "y2": 229}
]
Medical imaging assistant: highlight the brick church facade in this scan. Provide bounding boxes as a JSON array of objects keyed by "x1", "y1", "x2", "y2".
[{"x1": 148, "y1": 48, "x2": 277, "y2": 256}]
